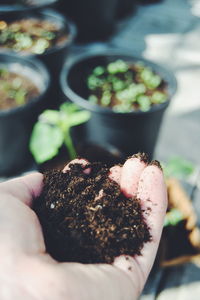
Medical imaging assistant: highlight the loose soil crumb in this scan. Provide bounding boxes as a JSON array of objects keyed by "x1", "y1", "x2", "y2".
[{"x1": 33, "y1": 162, "x2": 151, "y2": 264}]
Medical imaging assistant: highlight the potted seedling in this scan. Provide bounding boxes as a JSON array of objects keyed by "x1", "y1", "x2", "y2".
[
  {"x1": 0, "y1": 9, "x2": 76, "y2": 106},
  {"x1": 0, "y1": 52, "x2": 50, "y2": 176},
  {"x1": 156, "y1": 157, "x2": 200, "y2": 268},
  {"x1": 56, "y1": 0, "x2": 118, "y2": 42},
  {"x1": 61, "y1": 49, "x2": 177, "y2": 159}
]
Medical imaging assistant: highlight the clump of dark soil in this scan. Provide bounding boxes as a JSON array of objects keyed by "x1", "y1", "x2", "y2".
[{"x1": 33, "y1": 162, "x2": 151, "y2": 264}]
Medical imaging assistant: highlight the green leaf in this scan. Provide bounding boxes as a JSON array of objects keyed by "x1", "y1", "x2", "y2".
[
  {"x1": 107, "y1": 60, "x2": 129, "y2": 74},
  {"x1": 93, "y1": 66, "x2": 105, "y2": 76},
  {"x1": 68, "y1": 111, "x2": 91, "y2": 127},
  {"x1": 39, "y1": 110, "x2": 60, "y2": 125},
  {"x1": 164, "y1": 209, "x2": 183, "y2": 227},
  {"x1": 60, "y1": 102, "x2": 79, "y2": 114},
  {"x1": 88, "y1": 94, "x2": 98, "y2": 104},
  {"x1": 163, "y1": 156, "x2": 195, "y2": 179},
  {"x1": 137, "y1": 95, "x2": 151, "y2": 112},
  {"x1": 14, "y1": 88, "x2": 26, "y2": 106},
  {"x1": 151, "y1": 91, "x2": 167, "y2": 104},
  {"x1": 30, "y1": 122, "x2": 64, "y2": 164}
]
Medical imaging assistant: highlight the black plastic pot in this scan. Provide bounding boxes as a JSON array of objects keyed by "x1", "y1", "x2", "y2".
[
  {"x1": 116, "y1": 0, "x2": 137, "y2": 19},
  {"x1": 139, "y1": 0, "x2": 163, "y2": 5},
  {"x1": 61, "y1": 49, "x2": 177, "y2": 159},
  {"x1": 56, "y1": 0, "x2": 118, "y2": 42},
  {"x1": 0, "y1": 9, "x2": 76, "y2": 108},
  {"x1": 0, "y1": 0, "x2": 58, "y2": 15},
  {"x1": 0, "y1": 53, "x2": 50, "y2": 176}
]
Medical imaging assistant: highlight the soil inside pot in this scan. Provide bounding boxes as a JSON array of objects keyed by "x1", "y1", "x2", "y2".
[
  {"x1": 34, "y1": 161, "x2": 151, "y2": 263},
  {"x1": 87, "y1": 59, "x2": 168, "y2": 113},
  {"x1": 0, "y1": 18, "x2": 68, "y2": 55},
  {"x1": 0, "y1": 66, "x2": 39, "y2": 110}
]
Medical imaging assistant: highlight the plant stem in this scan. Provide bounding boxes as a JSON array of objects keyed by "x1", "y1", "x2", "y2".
[{"x1": 64, "y1": 129, "x2": 77, "y2": 160}]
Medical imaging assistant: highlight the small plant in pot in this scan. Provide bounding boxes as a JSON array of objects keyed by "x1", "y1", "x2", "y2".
[
  {"x1": 60, "y1": 49, "x2": 177, "y2": 159},
  {"x1": 0, "y1": 9, "x2": 76, "y2": 107},
  {"x1": 0, "y1": 52, "x2": 50, "y2": 176}
]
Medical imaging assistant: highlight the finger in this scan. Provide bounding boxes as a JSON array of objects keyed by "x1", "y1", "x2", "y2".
[
  {"x1": 0, "y1": 172, "x2": 43, "y2": 206},
  {"x1": 134, "y1": 163, "x2": 167, "y2": 279},
  {"x1": 109, "y1": 165, "x2": 122, "y2": 184},
  {"x1": 63, "y1": 158, "x2": 91, "y2": 174},
  {"x1": 114, "y1": 163, "x2": 167, "y2": 285},
  {"x1": 111, "y1": 155, "x2": 148, "y2": 289},
  {"x1": 120, "y1": 154, "x2": 147, "y2": 198}
]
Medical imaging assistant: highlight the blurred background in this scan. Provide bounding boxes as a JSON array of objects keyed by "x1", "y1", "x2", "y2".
[{"x1": 0, "y1": 0, "x2": 200, "y2": 298}]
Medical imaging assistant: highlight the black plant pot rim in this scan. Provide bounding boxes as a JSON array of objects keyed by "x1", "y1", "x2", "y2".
[
  {"x1": 0, "y1": 0, "x2": 58, "y2": 13},
  {"x1": 61, "y1": 48, "x2": 177, "y2": 116},
  {"x1": 0, "y1": 52, "x2": 50, "y2": 117},
  {"x1": 0, "y1": 9, "x2": 77, "y2": 58}
]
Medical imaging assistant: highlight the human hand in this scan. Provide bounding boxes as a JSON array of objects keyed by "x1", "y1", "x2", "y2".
[{"x1": 0, "y1": 155, "x2": 167, "y2": 300}]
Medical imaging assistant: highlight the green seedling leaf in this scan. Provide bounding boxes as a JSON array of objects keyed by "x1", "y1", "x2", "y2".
[
  {"x1": 32, "y1": 38, "x2": 49, "y2": 54},
  {"x1": 140, "y1": 68, "x2": 162, "y2": 89},
  {"x1": 163, "y1": 156, "x2": 195, "y2": 179},
  {"x1": 14, "y1": 88, "x2": 26, "y2": 106},
  {"x1": 151, "y1": 91, "x2": 167, "y2": 104},
  {"x1": 87, "y1": 75, "x2": 104, "y2": 90},
  {"x1": 164, "y1": 209, "x2": 183, "y2": 227},
  {"x1": 39, "y1": 110, "x2": 60, "y2": 125},
  {"x1": 93, "y1": 66, "x2": 105, "y2": 76},
  {"x1": 88, "y1": 94, "x2": 98, "y2": 104},
  {"x1": 107, "y1": 59, "x2": 129, "y2": 74},
  {"x1": 30, "y1": 122, "x2": 64, "y2": 164},
  {"x1": 15, "y1": 32, "x2": 33, "y2": 49},
  {"x1": 137, "y1": 95, "x2": 151, "y2": 112},
  {"x1": 113, "y1": 103, "x2": 132, "y2": 113},
  {"x1": 112, "y1": 79, "x2": 126, "y2": 92},
  {"x1": 60, "y1": 102, "x2": 79, "y2": 115},
  {"x1": 68, "y1": 110, "x2": 91, "y2": 127}
]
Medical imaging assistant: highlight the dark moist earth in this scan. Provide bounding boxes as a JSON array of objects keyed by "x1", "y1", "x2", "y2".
[{"x1": 33, "y1": 162, "x2": 151, "y2": 264}]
